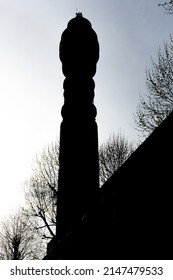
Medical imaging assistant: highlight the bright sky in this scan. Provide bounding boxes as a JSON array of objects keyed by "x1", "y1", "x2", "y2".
[{"x1": 0, "y1": 0, "x2": 172, "y2": 221}]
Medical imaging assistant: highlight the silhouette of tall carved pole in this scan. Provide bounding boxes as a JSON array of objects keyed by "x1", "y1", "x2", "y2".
[{"x1": 56, "y1": 13, "x2": 100, "y2": 238}]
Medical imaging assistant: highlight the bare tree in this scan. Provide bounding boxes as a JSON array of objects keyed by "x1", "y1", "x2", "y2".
[
  {"x1": 0, "y1": 209, "x2": 44, "y2": 260},
  {"x1": 23, "y1": 134, "x2": 135, "y2": 240},
  {"x1": 158, "y1": 1, "x2": 173, "y2": 13},
  {"x1": 134, "y1": 35, "x2": 173, "y2": 137},
  {"x1": 24, "y1": 140, "x2": 59, "y2": 240},
  {"x1": 99, "y1": 133, "x2": 135, "y2": 186}
]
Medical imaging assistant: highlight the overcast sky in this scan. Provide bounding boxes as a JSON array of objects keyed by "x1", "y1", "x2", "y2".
[{"x1": 0, "y1": 0, "x2": 172, "y2": 220}]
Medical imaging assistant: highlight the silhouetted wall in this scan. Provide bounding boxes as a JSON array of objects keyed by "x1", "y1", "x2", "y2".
[{"x1": 98, "y1": 109, "x2": 173, "y2": 259}]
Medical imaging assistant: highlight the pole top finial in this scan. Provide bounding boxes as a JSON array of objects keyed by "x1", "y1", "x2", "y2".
[{"x1": 76, "y1": 12, "x2": 83, "y2": 17}]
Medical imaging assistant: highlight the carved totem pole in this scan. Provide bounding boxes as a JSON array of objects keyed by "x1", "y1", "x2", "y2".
[{"x1": 56, "y1": 13, "x2": 100, "y2": 239}]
